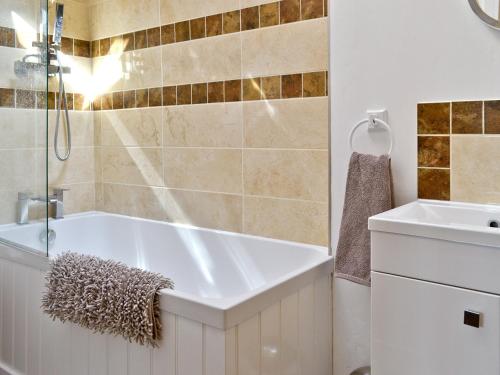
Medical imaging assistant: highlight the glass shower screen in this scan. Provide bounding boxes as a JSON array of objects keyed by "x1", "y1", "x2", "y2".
[{"x1": 0, "y1": 0, "x2": 49, "y2": 257}]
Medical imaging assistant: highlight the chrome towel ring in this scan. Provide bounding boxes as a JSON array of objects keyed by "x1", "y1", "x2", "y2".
[{"x1": 349, "y1": 117, "x2": 393, "y2": 156}]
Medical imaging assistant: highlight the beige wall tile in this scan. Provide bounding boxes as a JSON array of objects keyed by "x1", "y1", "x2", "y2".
[
  {"x1": 90, "y1": 0, "x2": 160, "y2": 39},
  {"x1": 122, "y1": 48, "x2": 162, "y2": 90},
  {"x1": 43, "y1": 111, "x2": 94, "y2": 148},
  {"x1": 94, "y1": 147, "x2": 102, "y2": 183},
  {"x1": 0, "y1": 0, "x2": 39, "y2": 30},
  {"x1": 451, "y1": 136, "x2": 500, "y2": 204},
  {"x1": 0, "y1": 47, "x2": 30, "y2": 89},
  {"x1": 53, "y1": 182, "x2": 96, "y2": 214},
  {"x1": 244, "y1": 149, "x2": 328, "y2": 201},
  {"x1": 0, "y1": 109, "x2": 37, "y2": 149},
  {"x1": 164, "y1": 189, "x2": 242, "y2": 232},
  {"x1": 0, "y1": 149, "x2": 36, "y2": 190},
  {"x1": 244, "y1": 196, "x2": 328, "y2": 245},
  {"x1": 244, "y1": 97, "x2": 329, "y2": 149},
  {"x1": 101, "y1": 108, "x2": 162, "y2": 146},
  {"x1": 240, "y1": 0, "x2": 272, "y2": 7},
  {"x1": 49, "y1": 0, "x2": 91, "y2": 40},
  {"x1": 164, "y1": 103, "x2": 243, "y2": 147},
  {"x1": 102, "y1": 183, "x2": 167, "y2": 220},
  {"x1": 242, "y1": 18, "x2": 329, "y2": 77},
  {"x1": 91, "y1": 54, "x2": 126, "y2": 93},
  {"x1": 0, "y1": 189, "x2": 22, "y2": 224},
  {"x1": 164, "y1": 148, "x2": 242, "y2": 193},
  {"x1": 162, "y1": 34, "x2": 241, "y2": 85},
  {"x1": 102, "y1": 147, "x2": 164, "y2": 186},
  {"x1": 47, "y1": 147, "x2": 95, "y2": 186},
  {"x1": 160, "y1": 0, "x2": 238, "y2": 25},
  {"x1": 95, "y1": 182, "x2": 104, "y2": 210}
]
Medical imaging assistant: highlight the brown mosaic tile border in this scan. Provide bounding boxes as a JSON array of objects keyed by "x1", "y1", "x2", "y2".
[
  {"x1": 0, "y1": 26, "x2": 91, "y2": 58},
  {"x1": 92, "y1": 71, "x2": 328, "y2": 110},
  {"x1": 92, "y1": 0, "x2": 327, "y2": 58},
  {"x1": 0, "y1": 88, "x2": 90, "y2": 111},
  {"x1": 417, "y1": 100, "x2": 500, "y2": 201}
]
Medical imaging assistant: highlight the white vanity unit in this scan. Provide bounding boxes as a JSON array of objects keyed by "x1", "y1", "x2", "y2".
[{"x1": 369, "y1": 200, "x2": 500, "y2": 375}]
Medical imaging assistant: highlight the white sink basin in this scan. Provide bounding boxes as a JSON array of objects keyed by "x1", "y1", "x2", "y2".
[
  {"x1": 369, "y1": 200, "x2": 500, "y2": 248},
  {"x1": 369, "y1": 200, "x2": 500, "y2": 295}
]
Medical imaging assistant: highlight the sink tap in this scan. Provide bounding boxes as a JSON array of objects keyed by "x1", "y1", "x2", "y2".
[{"x1": 16, "y1": 188, "x2": 69, "y2": 225}]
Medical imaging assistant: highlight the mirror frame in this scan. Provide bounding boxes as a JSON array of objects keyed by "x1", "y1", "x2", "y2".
[{"x1": 468, "y1": 0, "x2": 500, "y2": 29}]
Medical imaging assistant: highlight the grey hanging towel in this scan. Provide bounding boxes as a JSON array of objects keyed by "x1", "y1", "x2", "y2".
[
  {"x1": 42, "y1": 252, "x2": 174, "y2": 347},
  {"x1": 335, "y1": 152, "x2": 392, "y2": 286}
]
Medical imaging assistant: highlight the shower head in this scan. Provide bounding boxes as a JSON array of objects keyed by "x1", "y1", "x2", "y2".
[{"x1": 53, "y1": 3, "x2": 64, "y2": 46}]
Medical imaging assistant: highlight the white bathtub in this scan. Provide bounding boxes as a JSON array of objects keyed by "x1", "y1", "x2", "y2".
[{"x1": 0, "y1": 212, "x2": 333, "y2": 375}]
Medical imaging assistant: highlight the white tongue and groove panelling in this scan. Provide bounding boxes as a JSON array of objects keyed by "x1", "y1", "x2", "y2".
[{"x1": 0, "y1": 257, "x2": 332, "y2": 375}]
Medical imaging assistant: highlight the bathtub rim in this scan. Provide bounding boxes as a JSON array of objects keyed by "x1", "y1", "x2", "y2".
[{"x1": 0, "y1": 212, "x2": 334, "y2": 329}]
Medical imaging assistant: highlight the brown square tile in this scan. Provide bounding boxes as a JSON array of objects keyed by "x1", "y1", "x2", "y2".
[
  {"x1": 261, "y1": 76, "x2": 281, "y2": 99},
  {"x1": 260, "y1": 3, "x2": 279, "y2": 27},
  {"x1": 147, "y1": 27, "x2": 161, "y2": 47},
  {"x1": 55, "y1": 92, "x2": 70, "y2": 110},
  {"x1": 301, "y1": 0, "x2": 324, "y2": 20},
  {"x1": 123, "y1": 90, "x2": 136, "y2": 108},
  {"x1": 149, "y1": 87, "x2": 162, "y2": 107},
  {"x1": 418, "y1": 136, "x2": 450, "y2": 168},
  {"x1": 48, "y1": 92, "x2": 56, "y2": 110},
  {"x1": 190, "y1": 18, "x2": 206, "y2": 40},
  {"x1": 0, "y1": 27, "x2": 15, "y2": 48},
  {"x1": 485, "y1": 100, "x2": 500, "y2": 134},
  {"x1": 175, "y1": 21, "x2": 190, "y2": 42},
  {"x1": 326, "y1": 71, "x2": 329, "y2": 95},
  {"x1": 134, "y1": 30, "x2": 147, "y2": 49},
  {"x1": 136, "y1": 89, "x2": 149, "y2": 108},
  {"x1": 122, "y1": 33, "x2": 135, "y2": 51},
  {"x1": 99, "y1": 38, "x2": 110, "y2": 56},
  {"x1": 110, "y1": 35, "x2": 123, "y2": 53},
  {"x1": 223, "y1": 10, "x2": 241, "y2": 34},
  {"x1": 0, "y1": 88, "x2": 15, "y2": 107},
  {"x1": 161, "y1": 24, "x2": 175, "y2": 45},
  {"x1": 418, "y1": 168, "x2": 450, "y2": 201},
  {"x1": 74, "y1": 94, "x2": 89, "y2": 111},
  {"x1": 35, "y1": 91, "x2": 47, "y2": 109},
  {"x1": 192, "y1": 83, "x2": 208, "y2": 104},
  {"x1": 16, "y1": 90, "x2": 36, "y2": 108},
  {"x1": 112, "y1": 91, "x2": 124, "y2": 109},
  {"x1": 101, "y1": 93, "x2": 113, "y2": 110},
  {"x1": 280, "y1": 0, "x2": 300, "y2": 24},
  {"x1": 92, "y1": 95, "x2": 102, "y2": 111},
  {"x1": 282, "y1": 74, "x2": 302, "y2": 98},
  {"x1": 242, "y1": 7, "x2": 259, "y2": 31},
  {"x1": 417, "y1": 103, "x2": 450, "y2": 134},
  {"x1": 243, "y1": 78, "x2": 262, "y2": 101},
  {"x1": 0, "y1": 27, "x2": 15, "y2": 47},
  {"x1": 74, "y1": 39, "x2": 90, "y2": 58},
  {"x1": 56, "y1": 92, "x2": 73, "y2": 110},
  {"x1": 177, "y1": 84, "x2": 192, "y2": 105},
  {"x1": 91, "y1": 40, "x2": 99, "y2": 58},
  {"x1": 224, "y1": 80, "x2": 242, "y2": 102},
  {"x1": 61, "y1": 37, "x2": 73, "y2": 55},
  {"x1": 452, "y1": 101, "x2": 482, "y2": 134},
  {"x1": 303, "y1": 71, "x2": 326, "y2": 97},
  {"x1": 206, "y1": 14, "x2": 223, "y2": 37},
  {"x1": 208, "y1": 81, "x2": 224, "y2": 103},
  {"x1": 163, "y1": 86, "x2": 177, "y2": 106}
]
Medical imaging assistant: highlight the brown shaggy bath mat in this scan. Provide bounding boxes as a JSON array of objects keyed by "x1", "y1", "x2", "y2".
[{"x1": 42, "y1": 252, "x2": 174, "y2": 347}]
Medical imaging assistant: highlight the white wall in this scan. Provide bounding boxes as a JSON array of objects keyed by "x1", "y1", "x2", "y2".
[{"x1": 330, "y1": 1, "x2": 500, "y2": 374}]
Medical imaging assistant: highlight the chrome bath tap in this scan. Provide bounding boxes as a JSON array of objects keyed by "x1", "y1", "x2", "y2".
[{"x1": 17, "y1": 188, "x2": 69, "y2": 225}]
